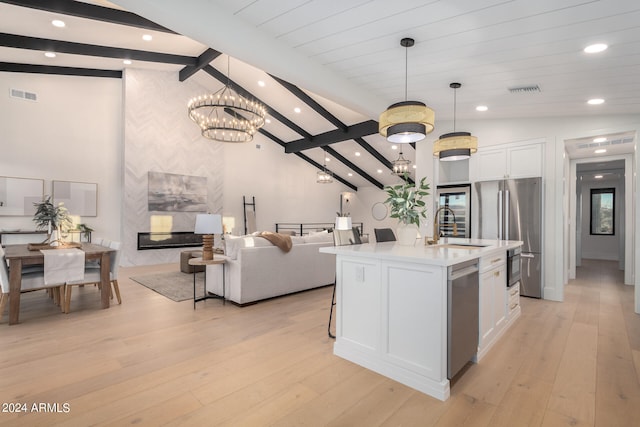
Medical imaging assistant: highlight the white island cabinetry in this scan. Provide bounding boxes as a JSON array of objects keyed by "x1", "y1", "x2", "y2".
[
  {"x1": 477, "y1": 252, "x2": 508, "y2": 361},
  {"x1": 320, "y1": 238, "x2": 522, "y2": 401}
]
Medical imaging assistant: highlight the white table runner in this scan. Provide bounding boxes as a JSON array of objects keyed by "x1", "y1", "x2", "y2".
[{"x1": 40, "y1": 248, "x2": 85, "y2": 285}]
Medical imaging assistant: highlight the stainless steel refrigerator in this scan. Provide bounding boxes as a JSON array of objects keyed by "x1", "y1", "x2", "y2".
[{"x1": 473, "y1": 177, "x2": 542, "y2": 298}]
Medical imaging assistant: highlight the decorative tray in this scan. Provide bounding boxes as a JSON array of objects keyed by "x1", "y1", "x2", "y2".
[{"x1": 28, "y1": 242, "x2": 83, "y2": 251}]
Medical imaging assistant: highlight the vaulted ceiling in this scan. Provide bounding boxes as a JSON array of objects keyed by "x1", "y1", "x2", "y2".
[{"x1": 2, "y1": 0, "x2": 639, "y2": 190}]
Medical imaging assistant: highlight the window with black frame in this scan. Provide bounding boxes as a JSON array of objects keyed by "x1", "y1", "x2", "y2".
[{"x1": 590, "y1": 188, "x2": 615, "y2": 235}]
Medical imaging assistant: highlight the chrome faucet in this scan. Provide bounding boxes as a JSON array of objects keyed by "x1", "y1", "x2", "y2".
[{"x1": 428, "y1": 206, "x2": 458, "y2": 245}]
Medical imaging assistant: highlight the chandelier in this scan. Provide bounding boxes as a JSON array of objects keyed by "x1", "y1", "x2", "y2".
[
  {"x1": 391, "y1": 149, "x2": 411, "y2": 176},
  {"x1": 188, "y1": 56, "x2": 266, "y2": 143},
  {"x1": 317, "y1": 150, "x2": 333, "y2": 184},
  {"x1": 379, "y1": 38, "x2": 435, "y2": 143},
  {"x1": 433, "y1": 82, "x2": 477, "y2": 161}
]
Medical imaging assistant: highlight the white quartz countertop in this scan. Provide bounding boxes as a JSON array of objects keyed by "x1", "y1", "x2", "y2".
[{"x1": 319, "y1": 237, "x2": 523, "y2": 266}]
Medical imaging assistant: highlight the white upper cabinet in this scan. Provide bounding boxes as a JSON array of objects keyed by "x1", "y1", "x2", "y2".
[{"x1": 472, "y1": 140, "x2": 544, "y2": 182}]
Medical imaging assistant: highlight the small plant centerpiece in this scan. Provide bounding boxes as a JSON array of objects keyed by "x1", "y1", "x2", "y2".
[
  {"x1": 383, "y1": 174, "x2": 431, "y2": 245},
  {"x1": 33, "y1": 196, "x2": 72, "y2": 246}
]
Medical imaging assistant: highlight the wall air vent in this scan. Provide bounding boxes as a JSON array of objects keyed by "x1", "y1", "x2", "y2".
[
  {"x1": 508, "y1": 85, "x2": 541, "y2": 94},
  {"x1": 10, "y1": 88, "x2": 37, "y2": 102}
]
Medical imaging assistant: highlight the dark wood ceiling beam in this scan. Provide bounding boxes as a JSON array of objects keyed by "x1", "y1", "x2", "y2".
[
  {"x1": 354, "y1": 137, "x2": 392, "y2": 169},
  {"x1": 325, "y1": 147, "x2": 383, "y2": 189},
  {"x1": 270, "y1": 74, "x2": 348, "y2": 132},
  {"x1": 0, "y1": 61, "x2": 121, "y2": 78},
  {"x1": 0, "y1": 0, "x2": 176, "y2": 33},
  {"x1": 203, "y1": 64, "x2": 312, "y2": 140},
  {"x1": 257, "y1": 129, "x2": 357, "y2": 191},
  {"x1": 179, "y1": 48, "x2": 222, "y2": 82},
  {"x1": 284, "y1": 120, "x2": 378, "y2": 153},
  {"x1": 0, "y1": 33, "x2": 196, "y2": 65}
]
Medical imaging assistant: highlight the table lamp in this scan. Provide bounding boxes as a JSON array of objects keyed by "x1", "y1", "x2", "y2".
[
  {"x1": 334, "y1": 216, "x2": 352, "y2": 230},
  {"x1": 195, "y1": 213, "x2": 222, "y2": 260}
]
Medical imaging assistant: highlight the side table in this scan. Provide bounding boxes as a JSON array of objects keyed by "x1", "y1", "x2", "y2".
[{"x1": 188, "y1": 257, "x2": 226, "y2": 309}]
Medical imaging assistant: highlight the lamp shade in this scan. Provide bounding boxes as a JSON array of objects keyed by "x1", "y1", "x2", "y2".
[
  {"x1": 194, "y1": 214, "x2": 222, "y2": 234},
  {"x1": 335, "y1": 216, "x2": 352, "y2": 230}
]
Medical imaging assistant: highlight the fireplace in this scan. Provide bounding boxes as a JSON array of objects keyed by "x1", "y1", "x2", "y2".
[{"x1": 137, "y1": 232, "x2": 203, "y2": 250}]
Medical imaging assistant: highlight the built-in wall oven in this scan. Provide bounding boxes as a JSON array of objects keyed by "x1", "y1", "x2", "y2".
[{"x1": 507, "y1": 246, "x2": 522, "y2": 288}]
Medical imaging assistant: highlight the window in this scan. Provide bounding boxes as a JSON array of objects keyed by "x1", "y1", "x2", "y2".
[{"x1": 590, "y1": 188, "x2": 615, "y2": 235}]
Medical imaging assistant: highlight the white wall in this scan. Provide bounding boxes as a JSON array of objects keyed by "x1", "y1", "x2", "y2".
[
  {"x1": 222, "y1": 135, "x2": 354, "y2": 235},
  {"x1": 0, "y1": 72, "x2": 122, "y2": 242},
  {"x1": 579, "y1": 177, "x2": 623, "y2": 261}
]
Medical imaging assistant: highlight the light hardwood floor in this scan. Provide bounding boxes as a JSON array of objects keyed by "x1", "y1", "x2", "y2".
[{"x1": 1, "y1": 259, "x2": 639, "y2": 426}]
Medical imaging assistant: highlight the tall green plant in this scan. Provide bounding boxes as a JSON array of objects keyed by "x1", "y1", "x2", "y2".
[
  {"x1": 33, "y1": 196, "x2": 72, "y2": 231},
  {"x1": 383, "y1": 175, "x2": 431, "y2": 227}
]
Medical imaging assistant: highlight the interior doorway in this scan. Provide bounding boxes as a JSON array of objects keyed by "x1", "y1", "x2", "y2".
[{"x1": 575, "y1": 160, "x2": 625, "y2": 271}]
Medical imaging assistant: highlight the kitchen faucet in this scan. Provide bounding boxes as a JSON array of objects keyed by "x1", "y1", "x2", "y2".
[{"x1": 427, "y1": 206, "x2": 458, "y2": 245}]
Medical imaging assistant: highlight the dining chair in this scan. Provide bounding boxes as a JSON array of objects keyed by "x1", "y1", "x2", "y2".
[
  {"x1": 64, "y1": 240, "x2": 122, "y2": 313},
  {"x1": 328, "y1": 227, "x2": 363, "y2": 338},
  {"x1": 374, "y1": 228, "x2": 396, "y2": 242}
]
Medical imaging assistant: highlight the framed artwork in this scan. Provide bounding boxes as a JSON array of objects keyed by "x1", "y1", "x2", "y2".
[
  {"x1": 53, "y1": 180, "x2": 98, "y2": 217},
  {"x1": 147, "y1": 171, "x2": 207, "y2": 212},
  {"x1": 0, "y1": 176, "x2": 44, "y2": 216}
]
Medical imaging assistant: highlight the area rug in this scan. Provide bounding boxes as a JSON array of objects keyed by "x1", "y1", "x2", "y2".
[{"x1": 130, "y1": 271, "x2": 205, "y2": 302}]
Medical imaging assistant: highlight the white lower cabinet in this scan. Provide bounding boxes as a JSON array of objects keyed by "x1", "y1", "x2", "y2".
[
  {"x1": 507, "y1": 281, "x2": 521, "y2": 320},
  {"x1": 477, "y1": 252, "x2": 507, "y2": 361}
]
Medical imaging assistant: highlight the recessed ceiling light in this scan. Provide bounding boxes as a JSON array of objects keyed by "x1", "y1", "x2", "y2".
[
  {"x1": 123, "y1": 59, "x2": 132, "y2": 65},
  {"x1": 142, "y1": 34, "x2": 153, "y2": 41},
  {"x1": 355, "y1": 151, "x2": 361, "y2": 156},
  {"x1": 51, "y1": 19, "x2": 65, "y2": 28},
  {"x1": 377, "y1": 169, "x2": 383, "y2": 174},
  {"x1": 587, "y1": 98, "x2": 605, "y2": 105},
  {"x1": 476, "y1": 105, "x2": 488, "y2": 112},
  {"x1": 44, "y1": 52, "x2": 56, "y2": 58},
  {"x1": 594, "y1": 175, "x2": 603, "y2": 179},
  {"x1": 584, "y1": 43, "x2": 608, "y2": 54},
  {"x1": 294, "y1": 107, "x2": 301, "y2": 113},
  {"x1": 412, "y1": 165, "x2": 417, "y2": 169},
  {"x1": 258, "y1": 80, "x2": 265, "y2": 87},
  {"x1": 348, "y1": 173, "x2": 353, "y2": 177},
  {"x1": 595, "y1": 149, "x2": 607, "y2": 154},
  {"x1": 265, "y1": 118, "x2": 271, "y2": 124},
  {"x1": 391, "y1": 145, "x2": 398, "y2": 150},
  {"x1": 593, "y1": 137, "x2": 607, "y2": 143},
  {"x1": 325, "y1": 157, "x2": 330, "y2": 162}
]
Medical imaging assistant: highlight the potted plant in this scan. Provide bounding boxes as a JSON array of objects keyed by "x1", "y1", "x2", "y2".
[
  {"x1": 33, "y1": 196, "x2": 72, "y2": 246},
  {"x1": 383, "y1": 174, "x2": 431, "y2": 245}
]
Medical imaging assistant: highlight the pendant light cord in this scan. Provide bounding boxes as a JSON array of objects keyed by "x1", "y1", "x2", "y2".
[
  {"x1": 404, "y1": 44, "x2": 408, "y2": 101},
  {"x1": 453, "y1": 87, "x2": 457, "y2": 132}
]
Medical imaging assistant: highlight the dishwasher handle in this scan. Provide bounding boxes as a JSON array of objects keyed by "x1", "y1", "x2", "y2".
[{"x1": 449, "y1": 265, "x2": 479, "y2": 281}]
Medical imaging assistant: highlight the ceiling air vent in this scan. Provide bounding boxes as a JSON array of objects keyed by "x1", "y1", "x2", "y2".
[
  {"x1": 10, "y1": 88, "x2": 38, "y2": 102},
  {"x1": 508, "y1": 85, "x2": 541, "y2": 94}
]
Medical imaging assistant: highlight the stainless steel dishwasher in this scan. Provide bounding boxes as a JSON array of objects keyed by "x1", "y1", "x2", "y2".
[{"x1": 447, "y1": 258, "x2": 479, "y2": 379}]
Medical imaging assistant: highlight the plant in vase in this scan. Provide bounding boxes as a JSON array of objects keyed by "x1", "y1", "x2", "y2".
[
  {"x1": 33, "y1": 196, "x2": 72, "y2": 246},
  {"x1": 383, "y1": 174, "x2": 430, "y2": 245}
]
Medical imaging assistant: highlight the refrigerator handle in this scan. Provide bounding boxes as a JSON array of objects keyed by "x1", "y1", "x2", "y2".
[
  {"x1": 498, "y1": 190, "x2": 503, "y2": 240},
  {"x1": 505, "y1": 190, "x2": 510, "y2": 240}
]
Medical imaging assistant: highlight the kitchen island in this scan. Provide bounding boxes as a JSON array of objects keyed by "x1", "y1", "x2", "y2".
[{"x1": 319, "y1": 237, "x2": 522, "y2": 401}]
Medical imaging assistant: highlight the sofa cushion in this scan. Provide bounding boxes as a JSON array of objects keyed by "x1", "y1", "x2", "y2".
[
  {"x1": 304, "y1": 231, "x2": 333, "y2": 244},
  {"x1": 224, "y1": 234, "x2": 278, "y2": 259}
]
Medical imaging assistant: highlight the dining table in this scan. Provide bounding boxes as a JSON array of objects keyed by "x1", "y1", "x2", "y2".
[{"x1": 3, "y1": 243, "x2": 115, "y2": 325}]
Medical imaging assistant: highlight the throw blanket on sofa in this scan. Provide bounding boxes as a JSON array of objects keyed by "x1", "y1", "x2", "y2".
[{"x1": 257, "y1": 231, "x2": 293, "y2": 253}]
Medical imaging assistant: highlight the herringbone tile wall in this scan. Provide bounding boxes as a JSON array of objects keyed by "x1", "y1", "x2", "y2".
[{"x1": 122, "y1": 69, "x2": 223, "y2": 266}]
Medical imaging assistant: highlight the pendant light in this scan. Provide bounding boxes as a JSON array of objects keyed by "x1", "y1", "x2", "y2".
[
  {"x1": 433, "y1": 82, "x2": 477, "y2": 161},
  {"x1": 379, "y1": 38, "x2": 435, "y2": 143},
  {"x1": 391, "y1": 148, "x2": 411, "y2": 176},
  {"x1": 188, "y1": 55, "x2": 266, "y2": 142},
  {"x1": 316, "y1": 150, "x2": 333, "y2": 184}
]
